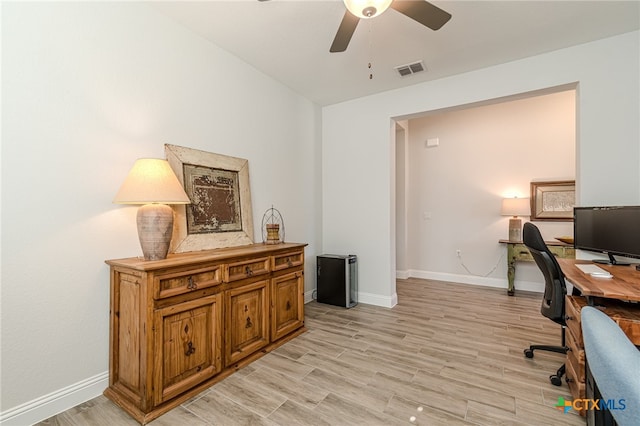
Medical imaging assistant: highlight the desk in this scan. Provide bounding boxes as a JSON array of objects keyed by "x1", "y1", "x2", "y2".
[
  {"x1": 558, "y1": 258, "x2": 640, "y2": 303},
  {"x1": 556, "y1": 258, "x2": 640, "y2": 410},
  {"x1": 499, "y1": 239, "x2": 575, "y2": 296}
]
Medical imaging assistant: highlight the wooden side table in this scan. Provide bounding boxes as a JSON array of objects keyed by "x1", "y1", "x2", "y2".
[{"x1": 499, "y1": 239, "x2": 575, "y2": 295}]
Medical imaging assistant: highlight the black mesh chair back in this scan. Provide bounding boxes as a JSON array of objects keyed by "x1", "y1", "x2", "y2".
[
  {"x1": 521, "y1": 221, "x2": 568, "y2": 386},
  {"x1": 522, "y1": 222, "x2": 567, "y2": 326}
]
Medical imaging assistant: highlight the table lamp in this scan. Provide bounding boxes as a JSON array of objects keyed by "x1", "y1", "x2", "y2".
[
  {"x1": 501, "y1": 197, "x2": 531, "y2": 241},
  {"x1": 113, "y1": 159, "x2": 191, "y2": 260}
]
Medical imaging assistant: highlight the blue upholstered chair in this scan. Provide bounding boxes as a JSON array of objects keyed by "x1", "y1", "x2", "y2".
[{"x1": 581, "y1": 306, "x2": 640, "y2": 426}]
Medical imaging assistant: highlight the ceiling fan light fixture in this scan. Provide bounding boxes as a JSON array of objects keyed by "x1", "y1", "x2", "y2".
[{"x1": 343, "y1": 0, "x2": 393, "y2": 19}]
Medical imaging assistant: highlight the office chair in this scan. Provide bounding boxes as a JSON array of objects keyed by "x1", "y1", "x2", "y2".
[{"x1": 522, "y1": 222, "x2": 567, "y2": 386}]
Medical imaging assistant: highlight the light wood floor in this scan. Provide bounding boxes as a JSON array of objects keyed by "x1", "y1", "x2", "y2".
[{"x1": 38, "y1": 278, "x2": 584, "y2": 425}]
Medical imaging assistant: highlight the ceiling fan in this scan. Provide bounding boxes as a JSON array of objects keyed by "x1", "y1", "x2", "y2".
[{"x1": 330, "y1": 0, "x2": 452, "y2": 53}]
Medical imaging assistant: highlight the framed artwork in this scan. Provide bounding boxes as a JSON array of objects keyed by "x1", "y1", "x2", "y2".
[
  {"x1": 530, "y1": 180, "x2": 575, "y2": 221},
  {"x1": 165, "y1": 144, "x2": 254, "y2": 252}
]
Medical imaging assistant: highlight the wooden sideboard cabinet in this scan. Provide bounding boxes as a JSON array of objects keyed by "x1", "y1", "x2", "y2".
[{"x1": 104, "y1": 243, "x2": 307, "y2": 424}]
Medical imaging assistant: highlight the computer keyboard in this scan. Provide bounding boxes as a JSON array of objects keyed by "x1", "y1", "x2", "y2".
[{"x1": 576, "y1": 264, "x2": 611, "y2": 276}]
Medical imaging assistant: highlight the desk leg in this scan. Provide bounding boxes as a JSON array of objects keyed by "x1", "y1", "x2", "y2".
[{"x1": 506, "y1": 244, "x2": 516, "y2": 296}]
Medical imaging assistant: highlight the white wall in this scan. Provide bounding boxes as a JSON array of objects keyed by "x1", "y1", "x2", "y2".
[
  {"x1": 404, "y1": 90, "x2": 575, "y2": 291},
  {"x1": 322, "y1": 31, "x2": 640, "y2": 307},
  {"x1": 394, "y1": 121, "x2": 409, "y2": 275},
  {"x1": 0, "y1": 2, "x2": 321, "y2": 423}
]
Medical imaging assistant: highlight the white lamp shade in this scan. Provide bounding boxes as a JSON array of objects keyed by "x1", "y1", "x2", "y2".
[
  {"x1": 113, "y1": 159, "x2": 191, "y2": 205},
  {"x1": 343, "y1": 0, "x2": 393, "y2": 18},
  {"x1": 501, "y1": 197, "x2": 530, "y2": 217}
]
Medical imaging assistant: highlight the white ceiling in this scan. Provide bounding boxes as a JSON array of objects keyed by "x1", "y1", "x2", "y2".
[{"x1": 152, "y1": 0, "x2": 640, "y2": 106}]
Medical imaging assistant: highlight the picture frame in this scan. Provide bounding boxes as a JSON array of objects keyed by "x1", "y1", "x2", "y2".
[
  {"x1": 165, "y1": 144, "x2": 254, "y2": 252},
  {"x1": 530, "y1": 180, "x2": 575, "y2": 221}
]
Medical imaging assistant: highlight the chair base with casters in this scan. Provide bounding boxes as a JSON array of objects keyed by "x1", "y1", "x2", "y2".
[
  {"x1": 524, "y1": 345, "x2": 567, "y2": 386},
  {"x1": 523, "y1": 325, "x2": 568, "y2": 386}
]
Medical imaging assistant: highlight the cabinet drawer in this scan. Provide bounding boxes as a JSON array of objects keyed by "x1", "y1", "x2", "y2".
[
  {"x1": 549, "y1": 246, "x2": 575, "y2": 259},
  {"x1": 567, "y1": 349, "x2": 585, "y2": 383},
  {"x1": 272, "y1": 250, "x2": 304, "y2": 272},
  {"x1": 565, "y1": 295, "x2": 586, "y2": 343},
  {"x1": 597, "y1": 301, "x2": 640, "y2": 345},
  {"x1": 512, "y1": 247, "x2": 533, "y2": 261},
  {"x1": 566, "y1": 357, "x2": 586, "y2": 416},
  {"x1": 225, "y1": 257, "x2": 270, "y2": 282},
  {"x1": 155, "y1": 265, "x2": 223, "y2": 299},
  {"x1": 566, "y1": 326, "x2": 584, "y2": 356}
]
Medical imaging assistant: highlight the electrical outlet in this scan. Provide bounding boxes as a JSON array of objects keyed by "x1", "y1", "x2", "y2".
[{"x1": 456, "y1": 249, "x2": 461, "y2": 257}]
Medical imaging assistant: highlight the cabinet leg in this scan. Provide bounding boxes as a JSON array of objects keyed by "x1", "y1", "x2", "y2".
[{"x1": 507, "y1": 255, "x2": 516, "y2": 296}]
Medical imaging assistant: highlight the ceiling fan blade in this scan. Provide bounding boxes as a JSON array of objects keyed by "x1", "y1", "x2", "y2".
[
  {"x1": 390, "y1": 0, "x2": 451, "y2": 31},
  {"x1": 330, "y1": 11, "x2": 360, "y2": 53}
]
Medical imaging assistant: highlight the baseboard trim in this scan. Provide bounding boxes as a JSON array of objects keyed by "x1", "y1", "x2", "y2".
[
  {"x1": 401, "y1": 269, "x2": 544, "y2": 293},
  {"x1": 357, "y1": 291, "x2": 397, "y2": 308},
  {"x1": 304, "y1": 289, "x2": 315, "y2": 304},
  {"x1": 396, "y1": 270, "x2": 410, "y2": 279},
  {"x1": 0, "y1": 372, "x2": 108, "y2": 426},
  {"x1": 304, "y1": 289, "x2": 397, "y2": 308}
]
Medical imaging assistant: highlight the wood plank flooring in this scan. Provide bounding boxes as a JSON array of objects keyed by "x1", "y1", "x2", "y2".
[{"x1": 38, "y1": 278, "x2": 584, "y2": 425}]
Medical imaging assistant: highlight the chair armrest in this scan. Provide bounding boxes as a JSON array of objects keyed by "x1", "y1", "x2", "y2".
[{"x1": 581, "y1": 306, "x2": 640, "y2": 425}]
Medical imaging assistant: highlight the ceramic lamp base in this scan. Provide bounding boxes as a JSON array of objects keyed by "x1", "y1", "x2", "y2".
[
  {"x1": 508, "y1": 217, "x2": 522, "y2": 242},
  {"x1": 137, "y1": 203, "x2": 174, "y2": 260}
]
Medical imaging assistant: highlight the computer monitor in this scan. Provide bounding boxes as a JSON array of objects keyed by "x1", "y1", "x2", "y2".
[{"x1": 573, "y1": 206, "x2": 640, "y2": 265}]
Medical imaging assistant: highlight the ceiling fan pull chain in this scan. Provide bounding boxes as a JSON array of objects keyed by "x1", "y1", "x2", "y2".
[{"x1": 368, "y1": 19, "x2": 374, "y2": 80}]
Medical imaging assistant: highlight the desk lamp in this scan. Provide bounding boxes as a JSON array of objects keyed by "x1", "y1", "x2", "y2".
[
  {"x1": 113, "y1": 159, "x2": 191, "y2": 260},
  {"x1": 501, "y1": 197, "x2": 531, "y2": 241}
]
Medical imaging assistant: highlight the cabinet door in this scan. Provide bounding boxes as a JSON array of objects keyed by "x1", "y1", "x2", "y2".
[
  {"x1": 271, "y1": 271, "x2": 304, "y2": 341},
  {"x1": 225, "y1": 280, "x2": 269, "y2": 366},
  {"x1": 153, "y1": 293, "x2": 222, "y2": 405}
]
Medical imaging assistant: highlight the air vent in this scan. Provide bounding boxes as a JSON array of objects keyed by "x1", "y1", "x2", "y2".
[{"x1": 394, "y1": 60, "x2": 426, "y2": 77}]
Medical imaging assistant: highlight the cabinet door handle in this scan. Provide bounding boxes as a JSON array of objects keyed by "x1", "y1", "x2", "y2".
[
  {"x1": 246, "y1": 316, "x2": 253, "y2": 328},
  {"x1": 187, "y1": 276, "x2": 198, "y2": 290},
  {"x1": 287, "y1": 258, "x2": 293, "y2": 267},
  {"x1": 185, "y1": 341, "x2": 196, "y2": 356},
  {"x1": 286, "y1": 301, "x2": 291, "y2": 311},
  {"x1": 245, "y1": 266, "x2": 253, "y2": 276}
]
